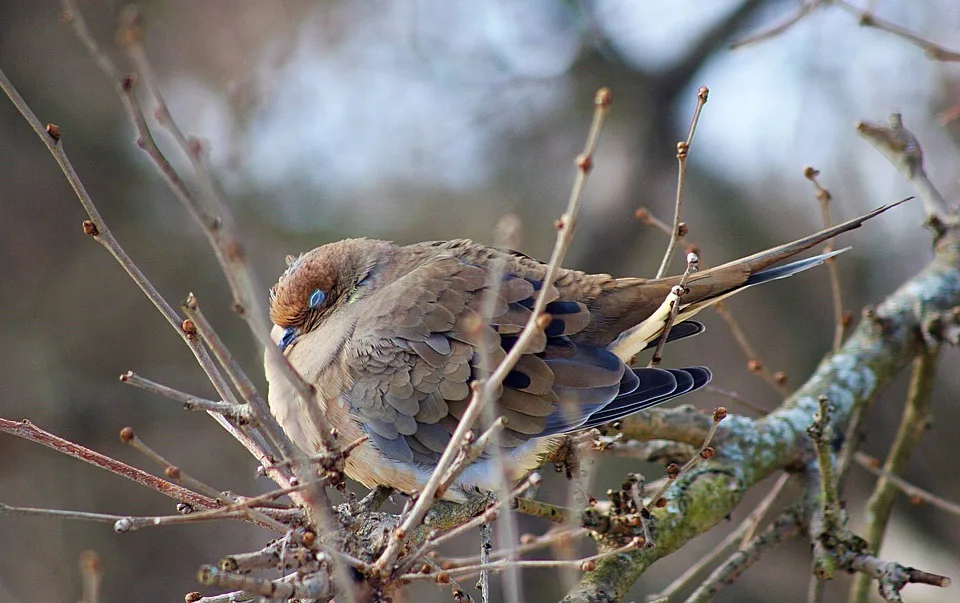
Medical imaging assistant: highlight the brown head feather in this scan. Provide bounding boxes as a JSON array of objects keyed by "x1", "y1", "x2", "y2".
[{"x1": 269, "y1": 238, "x2": 391, "y2": 328}]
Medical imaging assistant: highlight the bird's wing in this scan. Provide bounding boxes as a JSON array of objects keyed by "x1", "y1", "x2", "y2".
[{"x1": 341, "y1": 252, "x2": 709, "y2": 465}]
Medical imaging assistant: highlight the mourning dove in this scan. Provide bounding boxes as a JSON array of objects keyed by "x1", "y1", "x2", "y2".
[{"x1": 265, "y1": 201, "x2": 903, "y2": 500}]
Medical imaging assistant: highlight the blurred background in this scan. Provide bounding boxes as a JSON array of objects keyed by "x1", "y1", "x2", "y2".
[{"x1": 1, "y1": 1, "x2": 959, "y2": 601}]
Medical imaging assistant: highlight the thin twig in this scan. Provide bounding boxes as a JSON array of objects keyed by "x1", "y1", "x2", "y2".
[
  {"x1": 738, "y1": 472, "x2": 792, "y2": 548},
  {"x1": 647, "y1": 472, "x2": 791, "y2": 602},
  {"x1": 197, "y1": 566, "x2": 333, "y2": 601},
  {"x1": 408, "y1": 538, "x2": 644, "y2": 582},
  {"x1": 476, "y1": 212, "x2": 523, "y2": 603},
  {"x1": 423, "y1": 475, "x2": 542, "y2": 553},
  {"x1": 804, "y1": 402, "x2": 844, "y2": 588},
  {"x1": 0, "y1": 54, "x2": 289, "y2": 511},
  {"x1": 0, "y1": 418, "x2": 218, "y2": 511},
  {"x1": 854, "y1": 452, "x2": 960, "y2": 517},
  {"x1": 836, "y1": 394, "x2": 869, "y2": 479},
  {"x1": 514, "y1": 498, "x2": 571, "y2": 524},
  {"x1": 850, "y1": 348, "x2": 940, "y2": 602},
  {"x1": 60, "y1": 2, "x2": 341, "y2": 478},
  {"x1": 635, "y1": 206, "x2": 790, "y2": 394},
  {"x1": 684, "y1": 508, "x2": 805, "y2": 602},
  {"x1": 648, "y1": 253, "x2": 699, "y2": 367},
  {"x1": 804, "y1": 167, "x2": 845, "y2": 352},
  {"x1": 117, "y1": 6, "x2": 228, "y2": 216},
  {"x1": 0, "y1": 504, "x2": 128, "y2": 525},
  {"x1": 373, "y1": 88, "x2": 612, "y2": 576},
  {"x1": 713, "y1": 301, "x2": 791, "y2": 395},
  {"x1": 702, "y1": 384, "x2": 771, "y2": 415},
  {"x1": 646, "y1": 407, "x2": 727, "y2": 509},
  {"x1": 656, "y1": 86, "x2": 709, "y2": 278},
  {"x1": 436, "y1": 418, "x2": 507, "y2": 503},
  {"x1": 119, "y1": 371, "x2": 248, "y2": 418},
  {"x1": 118, "y1": 427, "x2": 223, "y2": 499},
  {"x1": 182, "y1": 293, "x2": 298, "y2": 462},
  {"x1": 834, "y1": 0, "x2": 960, "y2": 62},
  {"x1": 478, "y1": 522, "x2": 492, "y2": 603},
  {"x1": 112, "y1": 479, "x2": 332, "y2": 534},
  {"x1": 732, "y1": 0, "x2": 960, "y2": 64},
  {"x1": 66, "y1": 1, "x2": 289, "y2": 366},
  {"x1": 55, "y1": 7, "x2": 359, "y2": 594},
  {"x1": 445, "y1": 528, "x2": 590, "y2": 567},
  {"x1": 78, "y1": 550, "x2": 101, "y2": 603},
  {"x1": 731, "y1": 0, "x2": 821, "y2": 49},
  {"x1": 635, "y1": 207, "x2": 674, "y2": 236}
]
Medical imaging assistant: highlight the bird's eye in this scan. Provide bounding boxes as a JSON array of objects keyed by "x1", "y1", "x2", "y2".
[
  {"x1": 279, "y1": 327, "x2": 297, "y2": 351},
  {"x1": 308, "y1": 289, "x2": 326, "y2": 308}
]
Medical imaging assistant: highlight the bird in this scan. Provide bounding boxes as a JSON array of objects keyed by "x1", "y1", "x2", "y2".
[{"x1": 265, "y1": 201, "x2": 904, "y2": 501}]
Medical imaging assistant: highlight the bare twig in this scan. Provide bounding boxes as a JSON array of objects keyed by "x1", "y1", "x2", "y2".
[
  {"x1": 112, "y1": 479, "x2": 333, "y2": 534},
  {"x1": 49, "y1": 6, "x2": 361, "y2": 595},
  {"x1": 702, "y1": 384, "x2": 771, "y2": 415},
  {"x1": 610, "y1": 249, "x2": 700, "y2": 363},
  {"x1": 116, "y1": 6, "x2": 228, "y2": 216},
  {"x1": 181, "y1": 293, "x2": 299, "y2": 462},
  {"x1": 0, "y1": 64, "x2": 247, "y2": 420},
  {"x1": 850, "y1": 348, "x2": 940, "y2": 602},
  {"x1": 475, "y1": 212, "x2": 523, "y2": 603},
  {"x1": 807, "y1": 396, "x2": 842, "y2": 580},
  {"x1": 515, "y1": 499, "x2": 571, "y2": 524},
  {"x1": 855, "y1": 452, "x2": 960, "y2": 517},
  {"x1": 656, "y1": 86, "x2": 709, "y2": 278},
  {"x1": 835, "y1": 0, "x2": 960, "y2": 62},
  {"x1": 635, "y1": 207, "x2": 790, "y2": 394},
  {"x1": 857, "y1": 113, "x2": 950, "y2": 220},
  {"x1": 436, "y1": 418, "x2": 507, "y2": 507},
  {"x1": 713, "y1": 301, "x2": 791, "y2": 395},
  {"x1": 63, "y1": 1, "x2": 285, "y2": 360},
  {"x1": 733, "y1": 0, "x2": 960, "y2": 64},
  {"x1": 648, "y1": 253, "x2": 699, "y2": 366},
  {"x1": 634, "y1": 207, "x2": 674, "y2": 237},
  {"x1": 407, "y1": 538, "x2": 644, "y2": 582},
  {"x1": 478, "y1": 522, "x2": 492, "y2": 603},
  {"x1": 119, "y1": 371, "x2": 249, "y2": 419},
  {"x1": 445, "y1": 528, "x2": 590, "y2": 567},
  {"x1": 684, "y1": 508, "x2": 805, "y2": 603},
  {"x1": 731, "y1": 0, "x2": 821, "y2": 49},
  {"x1": 836, "y1": 394, "x2": 869, "y2": 478},
  {"x1": 78, "y1": 550, "x2": 101, "y2": 603},
  {"x1": 646, "y1": 407, "x2": 727, "y2": 509},
  {"x1": 0, "y1": 418, "x2": 218, "y2": 512},
  {"x1": 197, "y1": 566, "x2": 334, "y2": 601},
  {"x1": 59, "y1": 1, "x2": 340, "y2": 469},
  {"x1": 0, "y1": 48, "x2": 298, "y2": 535},
  {"x1": 647, "y1": 472, "x2": 791, "y2": 602},
  {"x1": 422, "y1": 474, "x2": 542, "y2": 553},
  {"x1": 738, "y1": 472, "x2": 792, "y2": 548},
  {"x1": 118, "y1": 426, "x2": 223, "y2": 499},
  {"x1": 0, "y1": 503, "x2": 128, "y2": 525},
  {"x1": 373, "y1": 88, "x2": 612, "y2": 576},
  {"x1": 804, "y1": 167, "x2": 845, "y2": 352}
]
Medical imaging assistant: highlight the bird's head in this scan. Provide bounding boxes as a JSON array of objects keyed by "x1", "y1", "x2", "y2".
[{"x1": 268, "y1": 238, "x2": 391, "y2": 351}]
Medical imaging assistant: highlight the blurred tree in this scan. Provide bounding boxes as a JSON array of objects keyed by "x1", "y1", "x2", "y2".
[{"x1": 1, "y1": 1, "x2": 958, "y2": 602}]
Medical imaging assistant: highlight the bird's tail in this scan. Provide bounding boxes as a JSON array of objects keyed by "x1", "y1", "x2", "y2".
[
  {"x1": 594, "y1": 198, "x2": 909, "y2": 352},
  {"x1": 702, "y1": 199, "x2": 907, "y2": 278}
]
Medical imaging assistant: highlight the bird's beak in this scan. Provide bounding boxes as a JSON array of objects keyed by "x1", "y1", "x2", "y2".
[{"x1": 278, "y1": 327, "x2": 297, "y2": 352}]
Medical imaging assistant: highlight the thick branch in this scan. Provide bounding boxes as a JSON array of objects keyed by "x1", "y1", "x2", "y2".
[{"x1": 563, "y1": 219, "x2": 959, "y2": 602}]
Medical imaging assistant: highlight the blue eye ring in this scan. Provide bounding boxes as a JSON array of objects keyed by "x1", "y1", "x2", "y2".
[
  {"x1": 278, "y1": 327, "x2": 297, "y2": 351},
  {"x1": 308, "y1": 288, "x2": 326, "y2": 308}
]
